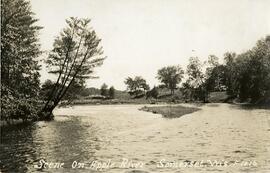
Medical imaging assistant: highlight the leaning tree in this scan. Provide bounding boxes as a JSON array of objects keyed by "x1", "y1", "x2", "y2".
[{"x1": 42, "y1": 17, "x2": 105, "y2": 119}]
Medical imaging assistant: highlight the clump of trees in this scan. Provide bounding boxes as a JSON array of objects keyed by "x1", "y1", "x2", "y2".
[
  {"x1": 222, "y1": 37, "x2": 270, "y2": 103},
  {"x1": 181, "y1": 56, "x2": 222, "y2": 102},
  {"x1": 124, "y1": 76, "x2": 150, "y2": 98},
  {"x1": 181, "y1": 36, "x2": 270, "y2": 103},
  {"x1": 157, "y1": 65, "x2": 184, "y2": 95},
  {"x1": 136, "y1": 36, "x2": 270, "y2": 104},
  {"x1": 146, "y1": 86, "x2": 159, "y2": 99},
  {"x1": 100, "y1": 83, "x2": 115, "y2": 99},
  {"x1": 1, "y1": 0, "x2": 43, "y2": 122},
  {"x1": 100, "y1": 83, "x2": 108, "y2": 96},
  {"x1": 1, "y1": 0, "x2": 106, "y2": 123}
]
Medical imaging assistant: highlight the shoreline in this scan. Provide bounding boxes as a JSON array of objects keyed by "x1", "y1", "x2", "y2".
[
  {"x1": 139, "y1": 105, "x2": 201, "y2": 118},
  {"x1": 2, "y1": 102, "x2": 269, "y2": 127}
]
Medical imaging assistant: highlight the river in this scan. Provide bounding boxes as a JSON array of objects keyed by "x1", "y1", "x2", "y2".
[{"x1": 1, "y1": 103, "x2": 270, "y2": 172}]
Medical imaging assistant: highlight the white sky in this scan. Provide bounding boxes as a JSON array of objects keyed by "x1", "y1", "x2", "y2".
[{"x1": 31, "y1": 0, "x2": 270, "y2": 90}]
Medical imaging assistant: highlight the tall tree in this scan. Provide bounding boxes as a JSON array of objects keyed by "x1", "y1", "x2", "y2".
[
  {"x1": 1, "y1": 0, "x2": 42, "y2": 121},
  {"x1": 231, "y1": 36, "x2": 270, "y2": 102},
  {"x1": 108, "y1": 86, "x2": 115, "y2": 99},
  {"x1": 43, "y1": 17, "x2": 105, "y2": 118},
  {"x1": 157, "y1": 65, "x2": 184, "y2": 95},
  {"x1": 100, "y1": 83, "x2": 108, "y2": 97},
  {"x1": 1, "y1": 0, "x2": 42, "y2": 96},
  {"x1": 205, "y1": 65, "x2": 227, "y2": 92},
  {"x1": 204, "y1": 55, "x2": 226, "y2": 92},
  {"x1": 186, "y1": 57, "x2": 204, "y2": 88},
  {"x1": 223, "y1": 52, "x2": 237, "y2": 96},
  {"x1": 184, "y1": 57, "x2": 207, "y2": 101}
]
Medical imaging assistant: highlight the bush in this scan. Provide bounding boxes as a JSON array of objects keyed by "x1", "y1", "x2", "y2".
[
  {"x1": 1, "y1": 90, "x2": 42, "y2": 123},
  {"x1": 146, "y1": 86, "x2": 159, "y2": 99}
]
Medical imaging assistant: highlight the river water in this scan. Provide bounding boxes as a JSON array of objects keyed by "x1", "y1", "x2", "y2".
[{"x1": 1, "y1": 103, "x2": 270, "y2": 173}]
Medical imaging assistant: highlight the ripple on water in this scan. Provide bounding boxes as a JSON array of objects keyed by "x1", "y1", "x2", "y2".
[
  {"x1": 1, "y1": 104, "x2": 270, "y2": 172},
  {"x1": 125, "y1": 170, "x2": 150, "y2": 173}
]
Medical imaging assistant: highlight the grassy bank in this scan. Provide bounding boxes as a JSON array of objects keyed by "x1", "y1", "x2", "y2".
[
  {"x1": 66, "y1": 91, "x2": 230, "y2": 106},
  {"x1": 69, "y1": 98, "x2": 151, "y2": 105},
  {"x1": 139, "y1": 105, "x2": 201, "y2": 118},
  {"x1": 64, "y1": 97, "x2": 185, "y2": 106}
]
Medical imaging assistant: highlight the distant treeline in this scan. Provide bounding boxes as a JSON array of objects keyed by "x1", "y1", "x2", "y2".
[
  {"x1": 124, "y1": 36, "x2": 270, "y2": 104},
  {"x1": 183, "y1": 36, "x2": 270, "y2": 104},
  {"x1": 40, "y1": 82, "x2": 121, "y2": 100}
]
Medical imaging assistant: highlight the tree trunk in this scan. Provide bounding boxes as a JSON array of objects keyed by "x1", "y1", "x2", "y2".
[
  {"x1": 171, "y1": 89, "x2": 174, "y2": 95},
  {"x1": 42, "y1": 29, "x2": 76, "y2": 112}
]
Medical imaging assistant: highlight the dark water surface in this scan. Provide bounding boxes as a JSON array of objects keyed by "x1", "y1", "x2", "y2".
[{"x1": 1, "y1": 104, "x2": 270, "y2": 173}]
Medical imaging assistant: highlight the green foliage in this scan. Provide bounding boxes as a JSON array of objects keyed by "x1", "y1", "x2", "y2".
[{"x1": 157, "y1": 65, "x2": 184, "y2": 95}]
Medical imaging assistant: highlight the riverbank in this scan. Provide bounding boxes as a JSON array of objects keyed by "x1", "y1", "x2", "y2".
[
  {"x1": 65, "y1": 91, "x2": 230, "y2": 106},
  {"x1": 62, "y1": 98, "x2": 184, "y2": 106},
  {"x1": 139, "y1": 105, "x2": 201, "y2": 118}
]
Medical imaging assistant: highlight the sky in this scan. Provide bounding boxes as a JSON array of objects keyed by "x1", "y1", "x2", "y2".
[{"x1": 30, "y1": 0, "x2": 270, "y2": 90}]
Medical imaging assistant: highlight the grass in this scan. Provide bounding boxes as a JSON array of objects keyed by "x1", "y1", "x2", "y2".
[
  {"x1": 139, "y1": 105, "x2": 201, "y2": 118},
  {"x1": 208, "y1": 91, "x2": 229, "y2": 103},
  {"x1": 68, "y1": 98, "x2": 154, "y2": 106},
  {"x1": 68, "y1": 91, "x2": 230, "y2": 107}
]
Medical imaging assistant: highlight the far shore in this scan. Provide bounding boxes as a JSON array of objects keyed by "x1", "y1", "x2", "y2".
[
  {"x1": 2, "y1": 100, "x2": 268, "y2": 127},
  {"x1": 61, "y1": 97, "x2": 204, "y2": 106}
]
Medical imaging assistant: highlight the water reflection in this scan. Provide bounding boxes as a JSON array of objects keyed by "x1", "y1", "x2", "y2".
[
  {"x1": 1, "y1": 123, "x2": 39, "y2": 172},
  {"x1": 1, "y1": 116, "x2": 100, "y2": 172}
]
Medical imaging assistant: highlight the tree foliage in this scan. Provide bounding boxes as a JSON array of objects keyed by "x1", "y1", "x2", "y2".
[
  {"x1": 223, "y1": 36, "x2": 270, "y2": 102},
  {"x1": 1, "y1": 0, "x2": 42, "y2": 122},
  {"x1": 183, "y1": 36, "x2": 270, "y2": 103},
  {"x1": 156, "y1": 65, "x2": 184, "y2": 95},
  {"x1": 43, "y1": 17, "x2": 105, "y2": 117},
  {"x1": 185, "y1": 57, "x2": 204, "y2": 88},
  {"x1": 100, "y1": 83, "x2": 108, "y2": 96},
  {"x1": 146, "y1": 86, "x2": 159, "y2": 99},
  {"x1": 181, "y1": 57, "x2": 206, "y2": 101},
  {"x1": 108, "y1": 86, "x2": 115, "y2": 99},
  {"x1": 124, "y1": 76, "x2": 149, "y2": 98}
]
